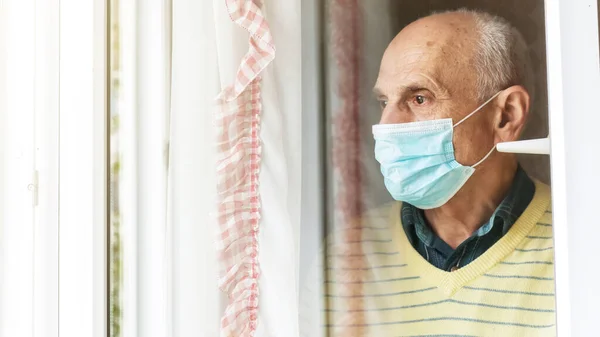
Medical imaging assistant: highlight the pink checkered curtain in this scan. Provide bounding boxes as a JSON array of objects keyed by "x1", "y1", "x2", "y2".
[{"x1": 210, "y1": 1, "x2": 302, "y2": 337}]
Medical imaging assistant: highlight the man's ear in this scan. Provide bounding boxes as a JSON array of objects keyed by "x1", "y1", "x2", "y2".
[{"x1": 493, "y1": 85, "x2": 530, "y2": 143}]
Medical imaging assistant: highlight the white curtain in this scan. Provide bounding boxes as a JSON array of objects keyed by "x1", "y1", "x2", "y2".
[
  {"x1": 170, "y1": 0, "x2": 223, "y2": 335},
  {"x1": 120, "y1": 0, "x2": 302, "y2": 335},
  {"x1": 248, "y1": 2, "x2": 302, "y2": 336},
  {"x1": 174, "y1": 0, "x2": 301, "y2": 335}
]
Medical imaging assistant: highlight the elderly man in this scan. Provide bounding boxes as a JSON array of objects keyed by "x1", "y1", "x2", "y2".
[{"x1": 310, "y1": 8, "x2": 555, "y2": 337}]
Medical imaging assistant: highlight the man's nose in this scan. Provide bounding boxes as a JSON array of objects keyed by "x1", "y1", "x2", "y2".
[{"x1": 379, "y1": 106, "x2": 413, "y2": 124}]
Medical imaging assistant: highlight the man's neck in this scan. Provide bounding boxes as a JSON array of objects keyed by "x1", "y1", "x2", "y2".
[{"x1": 423, "y1": 161, "x2": 518, "y2": 249}]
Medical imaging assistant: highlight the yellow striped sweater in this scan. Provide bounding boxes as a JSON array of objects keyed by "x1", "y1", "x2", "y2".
[{"x1": 322, "y1": 181, "x2": 555, "y2": 337}]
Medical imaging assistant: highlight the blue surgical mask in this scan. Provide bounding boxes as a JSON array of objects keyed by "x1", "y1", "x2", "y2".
[{"x1": 372, "y1": 92, "x2": 501, "y2": 209}]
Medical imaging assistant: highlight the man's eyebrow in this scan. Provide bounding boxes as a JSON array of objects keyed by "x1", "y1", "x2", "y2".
[
  {"x1": 372, "y1": 81, "x2": 443, "y2": 97},
  {"x1": 372, "y1": 73, "x2": 450, "y2": 98},
  {"x1": 417, "y1": 74, "x2": 450, "y2": 96}
]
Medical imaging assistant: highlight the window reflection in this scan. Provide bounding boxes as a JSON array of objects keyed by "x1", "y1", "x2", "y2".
[{"x1": 315, "y1": 1, "x2": 554, "y2": 336}]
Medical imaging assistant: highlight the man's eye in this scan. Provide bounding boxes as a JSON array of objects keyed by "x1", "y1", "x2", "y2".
[
  {"x1": 379, "y1": 100, "x2": 388, "y2": 109},
  {"x1": 413, "y1": 95, "x2": 427, "y2": 105}
]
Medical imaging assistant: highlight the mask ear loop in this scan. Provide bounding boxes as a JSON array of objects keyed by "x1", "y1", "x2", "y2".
[
  {"x1": 453, "y1": 91, "x2": 502, "y2": 168},
  {"x1": 453, "y1": 91, "x2": 502, "y2": 128},
  {"x1": 472, "y1": 145, "x2": 496, "y2": 168}
]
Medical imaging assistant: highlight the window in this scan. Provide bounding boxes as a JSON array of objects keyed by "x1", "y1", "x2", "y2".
[
  {"x1": 2, "y1": 0, "x2": 600, "y2": 336},
  {"x1": 301, "y1": 0, "x2": 596, "y2": 336}
]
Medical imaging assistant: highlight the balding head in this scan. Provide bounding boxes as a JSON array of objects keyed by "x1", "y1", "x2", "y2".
[
  {"x1": 454, "y1": 9, "x2": 533, "y2": 102},
  {"x1": 376, "y1": 9, "x2": 532, "y2": 104},
  {"x1": 374, "y1": 9, "x2": 532, "y2": 185}
]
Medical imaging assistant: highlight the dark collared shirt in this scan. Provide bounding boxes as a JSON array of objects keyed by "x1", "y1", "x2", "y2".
[{"x1": 401, "y1": 166, "x2": 535, "y2": 271}]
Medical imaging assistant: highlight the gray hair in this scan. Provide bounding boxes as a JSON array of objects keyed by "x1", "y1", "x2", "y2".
[{"x1": 435, "y1": 9, "x2": 534, "y2": 102}]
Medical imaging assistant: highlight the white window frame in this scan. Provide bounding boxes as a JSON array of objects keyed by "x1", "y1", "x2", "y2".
[
  {"x1": 300, "y1": 1, "x2": 326, "y2": 337},
  {"x1": 34, "y1": 0, "x2": 60, "y2": 335},
  {"x1": 136, "y1": 1, "x2": 172, "y2": 334},
  {"x1": 118, "y1": 0, "x2": 140, "y2": 335},
  {"x1": 1, "y1": 1, "x2": 61, "y2": 336},
  {"x1": 115, "y1": 0, "x2": 172, "y2": 334},
  {"x1": 1, "y1": 1, "x2": 41, "y2": 335},
  {"x1": 545, "y1": 0, "x2": 600, "y2": 336},
  {"x1": 58, "y1": 0, "x2": 107, "y2": 336}
]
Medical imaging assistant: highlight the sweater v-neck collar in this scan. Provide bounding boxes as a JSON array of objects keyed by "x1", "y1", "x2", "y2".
[{"x1": 390, "y1": 181, "x2": 551, "y2": 297}]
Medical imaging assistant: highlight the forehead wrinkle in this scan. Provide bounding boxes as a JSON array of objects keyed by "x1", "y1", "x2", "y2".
[
  {"x1": 373, "y1": 73, "x2": 450, "y2": 98},
  {"x1": 377, "y1": 31, "x2": 471, "y2": 99},
  {"x1": 375, "y1": 69, "x2": 449, "y2": 98},
  {"x1": 379, "y1": 14, "x2": 479, "y2": 96},
  {"x1": 416, "y1": 72, "x2": 450, "y2": 97}
]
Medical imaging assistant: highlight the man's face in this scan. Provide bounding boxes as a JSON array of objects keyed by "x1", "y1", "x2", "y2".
[{"x1": 373, "y1": 13, "x2": 497, "y2": 167}]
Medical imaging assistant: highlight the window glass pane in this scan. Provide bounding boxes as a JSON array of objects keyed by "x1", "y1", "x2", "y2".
[{"x1": 304, "y1": 1, "x2": 554, "y2": 336}]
